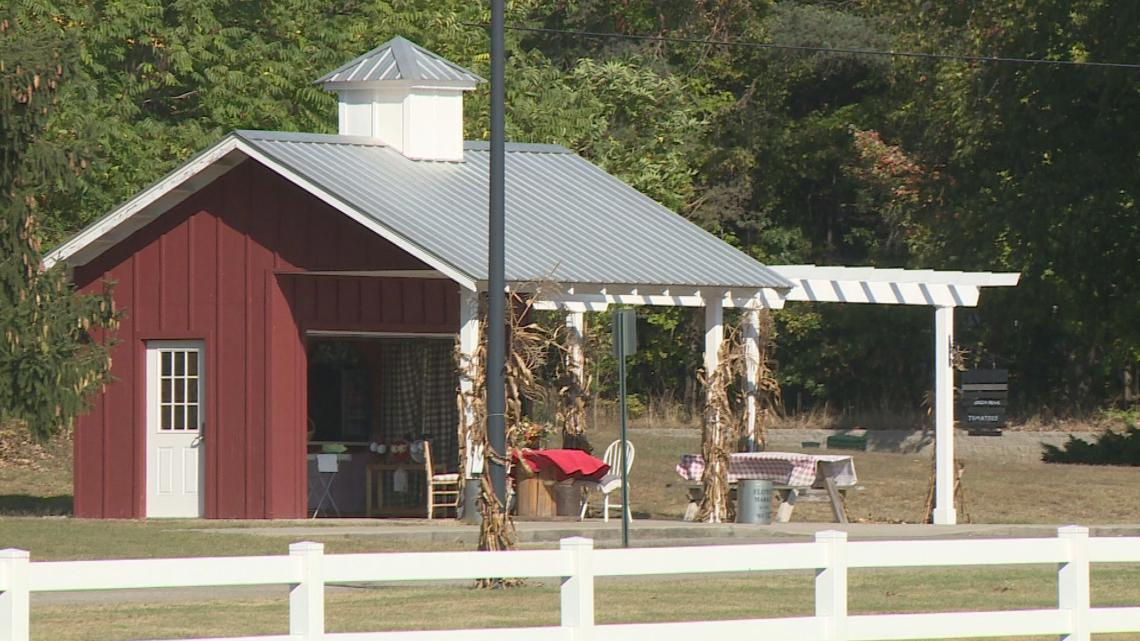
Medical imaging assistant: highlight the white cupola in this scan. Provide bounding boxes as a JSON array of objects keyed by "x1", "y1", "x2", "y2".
[{"x1": 316, "y1": 36, "x2": 483, "y2": 162}]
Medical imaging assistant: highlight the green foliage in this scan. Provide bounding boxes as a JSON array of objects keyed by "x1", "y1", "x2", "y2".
[
  {"x1": 1042, "y1": 426, "x2": 1140, "y2": 466},
  {"x1": 2, "y1": 0, "x2": 1137, "y2": 420},
  {"x1": 0, "y1": 12, "x2": 120, "y2": 440}
]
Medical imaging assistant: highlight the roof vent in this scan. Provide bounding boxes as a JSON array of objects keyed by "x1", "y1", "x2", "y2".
[{"x1": 316, "y1": 37, "x2": 482, "y2": 161}]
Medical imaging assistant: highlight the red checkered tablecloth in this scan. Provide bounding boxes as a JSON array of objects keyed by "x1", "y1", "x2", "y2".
[{"x1": 676, "y1": 452, "x2": 857, "y2": 488}]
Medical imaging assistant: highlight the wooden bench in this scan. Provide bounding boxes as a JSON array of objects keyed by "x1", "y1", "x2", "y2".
[{"x1": 684, "y1": 480, "x2": 855, "y2": 524}]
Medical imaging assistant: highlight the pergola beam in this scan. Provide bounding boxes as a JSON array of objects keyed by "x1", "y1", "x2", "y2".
[{"x1": 526, "y1": 283, "x2": 786, "y2": 311}]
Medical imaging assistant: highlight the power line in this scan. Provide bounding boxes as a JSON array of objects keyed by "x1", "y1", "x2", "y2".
[{"x1": 475, "y1": 23, "x2": 1140, "y2": 70}]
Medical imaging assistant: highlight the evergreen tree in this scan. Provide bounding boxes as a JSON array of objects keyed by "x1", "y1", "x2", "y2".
[{"x1": 0, "y1": 14, "x2": 118, "y2": 440}]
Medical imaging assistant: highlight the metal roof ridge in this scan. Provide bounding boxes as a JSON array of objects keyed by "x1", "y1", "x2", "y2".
[
  {"x1": 234, "y1": 130, "x2": 390, "y2": 147},
  {"x1": 388, "y1": 36, "x2": 421, "y2": 80}
]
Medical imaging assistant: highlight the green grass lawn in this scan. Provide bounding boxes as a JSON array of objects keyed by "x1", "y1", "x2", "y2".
[
  {"x1": 6, "y1": 423, "x2": 1140, "y2": 640},
  {"x1": 610, "y1": 424, "x2": 1140, "y2": 525},
  {"x1": 29, "y1": 565, "x2": 1140, "y2": 640}
]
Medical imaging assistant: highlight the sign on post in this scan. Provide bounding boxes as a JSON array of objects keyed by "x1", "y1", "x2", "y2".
[
  {"x1": 612, "y1": 309, "x2": 637, "y2": 357},
  {"x1": 958, "y1": 369, "x2": 1008, "y2": 436}
]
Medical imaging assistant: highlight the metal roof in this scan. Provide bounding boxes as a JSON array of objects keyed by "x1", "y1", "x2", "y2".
[
  {"x1": 233, "y1": 130, "x2": 790, "y2": 290},
  {"x1": 315, "y1": 36, "x2": 483, "y2": 85}
]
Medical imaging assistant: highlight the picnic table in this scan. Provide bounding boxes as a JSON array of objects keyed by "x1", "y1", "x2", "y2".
[{"x1": 677, "y1": 452, "x2": 858, "y2": 523}]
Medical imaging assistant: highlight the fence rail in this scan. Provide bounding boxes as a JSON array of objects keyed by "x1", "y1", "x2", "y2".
[{"x1": 2, "y1": 526, "x2": 1140, "y2": 641}]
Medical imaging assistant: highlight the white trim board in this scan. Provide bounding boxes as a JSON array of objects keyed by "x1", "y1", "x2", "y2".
[{"x1": 44, "y1": 139, "x2": 246, "y2": 269}]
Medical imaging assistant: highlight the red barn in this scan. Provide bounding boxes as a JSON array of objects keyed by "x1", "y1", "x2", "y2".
[{"x1": 47, "y1": 37, "x2": 790, "y2": 518}]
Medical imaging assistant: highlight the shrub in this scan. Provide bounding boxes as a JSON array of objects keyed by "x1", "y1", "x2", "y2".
[{"x1": 1042, "y1": 425, "x2": 1140, "y2": 466}]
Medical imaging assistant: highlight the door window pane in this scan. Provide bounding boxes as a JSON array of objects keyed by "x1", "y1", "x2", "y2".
[{"x1": 156, "y1": 347, "x2": 202, "y2": 432}]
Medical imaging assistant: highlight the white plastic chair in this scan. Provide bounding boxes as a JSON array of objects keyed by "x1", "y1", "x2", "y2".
[{"x1": 578, "y1": 439, "x2": 634, "y2": 522}]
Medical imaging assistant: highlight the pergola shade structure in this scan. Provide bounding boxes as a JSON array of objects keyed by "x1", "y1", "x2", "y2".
[
  {"x1": 771, "y1": 265, "x2": 1020, "y2": 525},
  {"x1": 529, "y1": 264, "x2": 1020, "y2": 526}
]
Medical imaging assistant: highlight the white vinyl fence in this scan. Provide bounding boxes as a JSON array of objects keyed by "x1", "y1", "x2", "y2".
[{"x1": 2, "y1": 526, "x2": 1140, "y2": 641}]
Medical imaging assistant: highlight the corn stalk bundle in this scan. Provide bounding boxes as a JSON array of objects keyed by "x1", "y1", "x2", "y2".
[
  {"x1": 455, "y1": 307, "x2": 485, "y2": 493},
  {"x1": 697, "y1": 328, "x2": 742, "y2": 523},
  {"x1": 922, "y1": 453, "x2": 971, "y2": 524},
  {"x1": 453, "y1": 295, "x2": 516, "y2": 558},
  {"x1": 503, "y1": 290, "x2": 555, "y2": 449},
  {"x1": 455, "y1": 287, "x2": 558, "y2": 564}
]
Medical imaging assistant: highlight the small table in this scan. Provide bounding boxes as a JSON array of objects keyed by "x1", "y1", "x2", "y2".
[
  {"x1": 365, "y1": 462, "x2": 426, "y2": 517},
  {"x1": 306, "y1": 452, "x2": 353, "y2": 517},
  {"x1": 677, "y1": 452, "x2": 858, "y2": 523},
  {"x1": 512, "y1": 449, "x2": 609, "y2": 518}
]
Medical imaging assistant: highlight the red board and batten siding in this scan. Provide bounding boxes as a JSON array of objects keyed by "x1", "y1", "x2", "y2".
[{"x1": 72, "y1": 160, "x2": 460, "y2": 519}]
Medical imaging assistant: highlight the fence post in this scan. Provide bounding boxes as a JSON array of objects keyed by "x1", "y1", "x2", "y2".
[
  {"x1": 561, "y1": 537, "x2": 595, "y2": 641},
  {"x1": 0, "y1": 549, "x2": 30, "y2": 641},
  {"x1": 290, "y1": 541, "x2": 325, "y2": 641},
  {"x1": 815, "y1": 530, "x2": 848, "y2": 641},
  {"x1": 1058, "y1": 526, "x2": 1090, "y2": 641}
]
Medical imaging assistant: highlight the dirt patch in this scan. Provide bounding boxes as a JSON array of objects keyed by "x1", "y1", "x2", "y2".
[{"x1": 0, "y1": 420, "x2": 71, "y2": 470}]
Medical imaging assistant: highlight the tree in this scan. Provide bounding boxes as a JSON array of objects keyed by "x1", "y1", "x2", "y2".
[{"x1": 0, "y1": 13, "x2": 119, "y2": 440}]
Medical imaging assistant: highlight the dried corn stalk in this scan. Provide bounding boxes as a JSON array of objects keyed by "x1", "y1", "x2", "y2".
[
  {"x1": 455, "y1": 300, "x2": 484, "y2": 497},
  {"x1": 504, "y1": 290, "x2": 555, "y2": 448},
  {"x1": 455, "y1": 287, "x2": 556, "y2": 565},
  {"x1": 454, "y1": 294, "x2": 516, "y2": 558},
  {"x1": 697, "y1": 327, "x2": 742, "y2": 523},
  {"x1": 922, "y1": 453, "x2": 971, "y2": 524}
]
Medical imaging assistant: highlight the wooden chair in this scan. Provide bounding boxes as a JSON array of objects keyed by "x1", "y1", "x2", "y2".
[{"x1": 423, "y1": 440, "x2": 460, "y2": 519}]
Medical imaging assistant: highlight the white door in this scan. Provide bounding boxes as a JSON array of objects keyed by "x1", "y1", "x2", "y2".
[{"x1": 146, "y1": 341, "x2": 205, "y2": 518}]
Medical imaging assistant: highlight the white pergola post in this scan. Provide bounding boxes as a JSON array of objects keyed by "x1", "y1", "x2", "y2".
[
  {"x1": 565, "y1": 311, "x2": 586, "y2": 391},
  {"x1": 564, "y1": 310, "x2": 587, "y2": 439},
  {"x1": 933, "y1": 305, "x2": 956, "y2": 525},
  {"x1": 704, "y1": 296, "x2": 724, "y2": 387},
  {"x1": 459, "y1": 289, "x2": 483, "y2": 476},
  {"x1": 742, "y1": 308, "x2": 761, "y2": 451},
  {"x1": 703, "y1": 294, "x2": 725, "y2": 522}
]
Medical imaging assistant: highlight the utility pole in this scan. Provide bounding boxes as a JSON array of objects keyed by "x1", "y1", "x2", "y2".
[{"x1": 487, "y1": 0, "x2": 508, "y2": 506}]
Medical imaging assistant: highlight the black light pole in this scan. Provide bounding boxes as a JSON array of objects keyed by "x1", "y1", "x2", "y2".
[{"x1": 487, "y1": 0, "x2": 508, "y2": 506}]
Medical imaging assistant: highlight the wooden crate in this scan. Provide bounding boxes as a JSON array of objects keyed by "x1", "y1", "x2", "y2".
[{"x1": 516, "y1": 477, "x2": 557, "y2": 517}]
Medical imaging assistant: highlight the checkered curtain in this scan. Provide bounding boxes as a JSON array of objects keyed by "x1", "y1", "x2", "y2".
[
  {"x1": 378, "y1": 339, "x2": 458, "y2": 471},
  {"x1": 379, "y1": 342, "x2": 420, "y2": 442},
  {"x1": 420, "y1": 340, "x2": 458, "y2": 471}
]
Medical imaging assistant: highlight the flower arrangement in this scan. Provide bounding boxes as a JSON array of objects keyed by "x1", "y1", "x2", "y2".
[{"x1": 517, "y1": 418, "x2": 555, "y2": 449}]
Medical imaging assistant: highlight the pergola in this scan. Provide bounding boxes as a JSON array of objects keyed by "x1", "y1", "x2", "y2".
[{"x1": 522, "y1": 264, "x2": 1020, "y2": 526}]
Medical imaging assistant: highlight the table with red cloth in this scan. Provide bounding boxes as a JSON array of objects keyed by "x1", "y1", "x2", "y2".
[
  {"x1": 676, "y1": 452, "x2": 857, "y2": 523},
  {"x1": 511, "y1": 448, "x2": 609, "y2": 518},
  {"x1": 514, "y1": 448, "x2": 610, "y2": 481}
]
